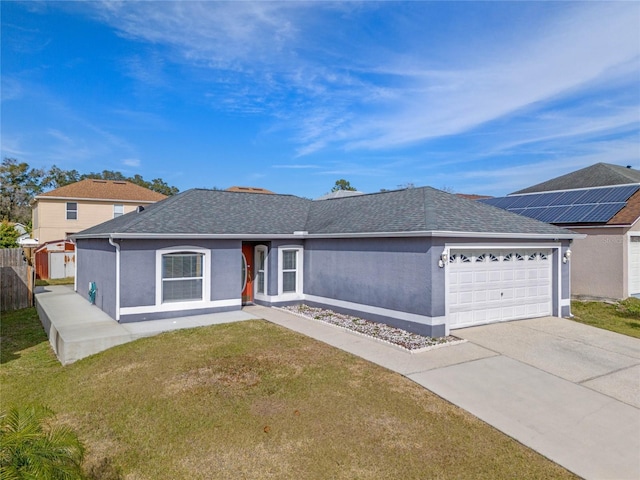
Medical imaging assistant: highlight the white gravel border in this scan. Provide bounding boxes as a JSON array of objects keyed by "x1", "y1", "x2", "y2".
[{"x1": 276, "y1": 305, "x2": 466, "y2": 354}]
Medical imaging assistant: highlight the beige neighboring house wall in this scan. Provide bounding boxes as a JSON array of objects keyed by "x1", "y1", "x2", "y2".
[
  {"x1": 32, "y1": 179, "x2": 167, "y2": 245},
  {"x1": 33, "y1": 200, "x2": 150, "y2": 244},
  {"x1": 570, "y1": 226, "x2": 627, "y2": 300}
]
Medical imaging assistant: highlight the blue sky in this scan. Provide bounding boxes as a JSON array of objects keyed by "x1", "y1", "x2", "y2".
[{"x1": 2, "y1": 1, "x2": 639, "y2": 198}]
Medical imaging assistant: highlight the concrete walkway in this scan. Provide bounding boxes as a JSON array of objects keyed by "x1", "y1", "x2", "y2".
[
  {"x1": 36, "y1": 287, "x2": 639, "y2": 479},
  {"x1": 35, "y1": 285, "x2": 257, "y2": 365},
  {"x1": 244, "y1": 305, "x2": 640, "y2": 480}
]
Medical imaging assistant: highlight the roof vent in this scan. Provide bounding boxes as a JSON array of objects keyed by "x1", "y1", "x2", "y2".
[
  {"x1": 136, "y1": 206, "x2": 145, "y2": 213},
  {"x1": 627, "y1": 165, "x2": 632, "y2": 169},
  {"x1": 114, "y1": 181, "x2": 127, "y2": 184}
]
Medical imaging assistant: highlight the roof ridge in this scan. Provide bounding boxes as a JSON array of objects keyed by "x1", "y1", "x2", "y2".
[{"x1": 111, "y1": 189, "x2": 194, "y2": 234}]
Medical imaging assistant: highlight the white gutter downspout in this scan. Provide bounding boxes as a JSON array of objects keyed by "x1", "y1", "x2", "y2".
[{"x1": 108, "y1": 237, "x2": 121, "y2": 321}]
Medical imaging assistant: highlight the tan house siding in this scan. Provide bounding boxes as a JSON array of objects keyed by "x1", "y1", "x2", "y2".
[
  {"x1": 33, "y1": 199, "x2": 155, "y2": 245},
  {"x1": 570, "y1": 226, "x2": 628, "y2": 299},
  {"x1": 31, "y1": 179, "x2": 167, "y2": 245}
]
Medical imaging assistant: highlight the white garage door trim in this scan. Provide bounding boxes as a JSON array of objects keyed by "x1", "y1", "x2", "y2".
[
  {"x1": 446, "y1": 248, "x2": 554, "y2": 330},
  {"x1": 630, "y1": 235, "x2": 640, "y2": 296}
]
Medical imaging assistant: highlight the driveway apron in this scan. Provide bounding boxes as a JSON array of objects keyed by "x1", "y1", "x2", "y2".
[{"x1": 412, "y1": 318, "x2": 640, "y2": 480}]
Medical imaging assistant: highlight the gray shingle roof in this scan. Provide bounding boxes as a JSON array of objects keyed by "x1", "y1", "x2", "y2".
[
  {"x1": 512, "y1": 163, "x2": 640, "y2": 194},
  {"x1": 75, "y1": 186, "x2": 575, "y2": 239}
]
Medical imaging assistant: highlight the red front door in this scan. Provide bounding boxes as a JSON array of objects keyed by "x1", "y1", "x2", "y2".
[{"x1": 241, "y1": 244, "x2": 254, "y2": 304}]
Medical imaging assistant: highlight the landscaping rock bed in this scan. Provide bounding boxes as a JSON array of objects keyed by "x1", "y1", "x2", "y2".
[{"x1": 278, "y1": 304, "x2": 464, "y2": 353}]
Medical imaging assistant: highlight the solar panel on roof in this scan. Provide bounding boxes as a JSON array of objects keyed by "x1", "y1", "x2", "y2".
[
  {"x1": 584, "y1": 203, "x2": 626, "y2": 222},
  {"x1": 577, "y1": 188, "x2": 606, "y2": 204},
  {"x1": 484, "y1": 183, "x2": 639, "y2": 224},
  {"x1": 554, "y1": 205, "x2": 597, "y2": 223},
  {"x1": 527, "y1": 191, "x2": 562, "y2": 207},
  {"x1": 483, "y1": 197, "x2": 515, "y2": 209},
  {"x1": 508, "y1": 195, "x2": 539, "y2": 208},
  {"x1": 600, "y1": 185, "x2": 639, "y2": 203}
]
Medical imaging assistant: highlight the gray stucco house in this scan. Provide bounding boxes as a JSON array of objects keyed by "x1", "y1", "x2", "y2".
[{"x1": 73, "y1": 186, "x2": 579, "y2": 337}]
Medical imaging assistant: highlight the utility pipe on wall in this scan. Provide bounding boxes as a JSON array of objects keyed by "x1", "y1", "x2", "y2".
[{"x1": 108, "y1": 237, "x2": 121, "y2": 321}]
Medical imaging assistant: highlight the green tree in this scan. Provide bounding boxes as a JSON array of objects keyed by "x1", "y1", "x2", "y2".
[
  {"x1": 44, "y1": 165, "x2": 81, "y2": 189},
  {"x1": 0, "y1": 221, "x2": 20, "y2": 248},
  {"x1": 0, "y1": 405, "x2": 85, "y2": 480},
  {"x1": 81, "y1": 171, "x2": 179, "y2": 196},
  {"x1": 331, "y1": 179, "x2": 357, "y2": 192},
  {"x1": 0, "y1": 158, "x2": 46, "y2": 224}
]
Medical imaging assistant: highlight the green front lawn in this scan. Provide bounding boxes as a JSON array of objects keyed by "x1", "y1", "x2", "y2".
[
  {"x1": 571, "y1": 298, "x2": 640, "y2": 338},
  {"x1": 1, "y1": 307, "x2": 577, "y2": 479}
]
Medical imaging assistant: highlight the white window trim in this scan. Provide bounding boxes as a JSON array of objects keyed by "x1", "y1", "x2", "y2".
[
  {"x1": 113, "y1": 204, "x2": 124, "y2": 218},
  {"x1": 277, "y1": 245, "x2": 304, "y2": 300},
  {"x1": 155, "y1": 246, "x2": 211, "y2": 308},
  {"x1": 66, "y1": 202, "x2": 77, "y2": 220},
  {"x1": 254, "y1": 244, "x2": 269, "y2": 301}
]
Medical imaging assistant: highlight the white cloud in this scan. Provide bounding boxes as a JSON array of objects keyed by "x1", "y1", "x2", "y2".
[
  {"x1": 343, "y1": 3, "x2": 640, "y2": 151},
  {"x1": 122, "y1": 158, "x2": 141, "y2": 167},
  {"x1": 272, "y1": 164, "x2": 320, "y2": 169},
  {"x1": 77, "y1": 1, "x2": 640, "y2": 161},
  {"x1": 446, "y1": 139, "x2": 640, "y2": 196}
]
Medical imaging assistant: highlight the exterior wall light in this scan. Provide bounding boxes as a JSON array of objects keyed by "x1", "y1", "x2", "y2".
[
  {"x1": 563, "y1": 249, "x2": 572, "y2": 264},
  {"x1": 439, "y1": 250, "x2": 448, "y2": 268}
]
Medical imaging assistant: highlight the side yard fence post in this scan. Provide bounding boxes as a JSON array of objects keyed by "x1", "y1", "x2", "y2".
[{"x1": 0, "y1": 248, "x2": 34, "y2": 312}]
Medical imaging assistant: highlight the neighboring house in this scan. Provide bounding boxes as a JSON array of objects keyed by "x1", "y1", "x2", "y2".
[
  {"x1": 481, "y1": 163, "x2": 640, "y2": 300},
  {"x1": 13, "y1": 223, "x2": 30, "y2": 243},
  {"x1": 31, "y1": 179, "x2": 167, "y2": 246},
  {"x1": 226, "y1": 186, "x2": 274, "y2": 194},
  {"x1": 72, "y1": 187, "x2": 578, "y2": 336}
]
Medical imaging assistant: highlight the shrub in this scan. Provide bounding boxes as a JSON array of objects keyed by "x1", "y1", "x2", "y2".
[
  {"x1": 619, "y1": 298, "x2": 640, "y2": 318},
  {"x1": 0, "y1": 405, "x2": 85, "y2": 480}
]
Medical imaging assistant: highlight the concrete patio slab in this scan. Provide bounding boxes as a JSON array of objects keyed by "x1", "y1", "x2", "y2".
[{"x1": 35, "y1": 285, "x2": 257, "y2": 364}]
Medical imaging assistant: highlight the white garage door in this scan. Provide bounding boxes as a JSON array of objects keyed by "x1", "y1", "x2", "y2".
[
  {"x1": 630, "y1": 237, "x2": 640, "y2": 296},
  {"x1": 448, "y1": 249, "x2": 552, "y2": 329}
]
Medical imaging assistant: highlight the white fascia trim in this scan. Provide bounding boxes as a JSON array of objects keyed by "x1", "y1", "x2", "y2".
[
  {"x1": 432, "y1": 231, "x2": 582, "y2": 240},
  {"x1": 74, "y1": 233, "x2": 310, "y2": 240},
  {"x1": 304, "y1": 294, "x2": 444, "y2": 326},
  {"x1": 79, "y1": 231, "x2": 583, "y2": 241},
  {"x1": 121, "y1": 298, "x2": 241, "y2": 316},
  {"x1": 568, "y1": 225, "x2": 631, "y2": 229},
  {"x1": 446, "y1": 242, "x2": 562, "y2": 249},
  {"x1": 33, "y1": 196, "x2": 158, "y2": 203},
  {"x1": 512, "y1": 183, "x2": 640, "y2": 196},
  {"x1": 303, "y1": 231, "x2": 580, "y2": 240}
]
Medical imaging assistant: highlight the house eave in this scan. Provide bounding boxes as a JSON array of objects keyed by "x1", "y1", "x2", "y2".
[
  {"x1": 71, "y1": 230, "x2": 584, "y2": 241},
  {"x1": 31, "y1": 196, "x2": 160, "y2": 205}
]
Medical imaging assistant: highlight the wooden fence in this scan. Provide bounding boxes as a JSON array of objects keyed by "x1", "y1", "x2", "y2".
[{"x1": 0, "y1": 248, "x2": 34, "y2": 312}]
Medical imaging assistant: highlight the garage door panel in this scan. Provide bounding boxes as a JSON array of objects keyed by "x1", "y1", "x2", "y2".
[{"x1": 449, "y1": 249, "x2": 552, "y2": 329}]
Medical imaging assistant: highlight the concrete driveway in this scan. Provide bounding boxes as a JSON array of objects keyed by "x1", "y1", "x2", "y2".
[
  {"x1": 250, "y1": 306, "x2": 640, "y2": 480},
  {"x1": 411, "y1": 317, "x2": 640, "y2": 480}
]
